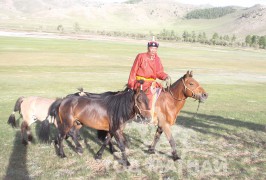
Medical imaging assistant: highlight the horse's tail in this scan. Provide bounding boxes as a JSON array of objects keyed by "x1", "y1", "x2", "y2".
[
  {"x1": 48, "y1": 98, "x2": 63, "y2": 121},
  {"x1": 7, "y1": 96, "x2": 24, "y2": 128},
  {"x1": 97, "y1": 130, "x2": 108, "y2": 142},
  {"x1": 38, "y1": 119, "x2": 50, "y2": 143}
]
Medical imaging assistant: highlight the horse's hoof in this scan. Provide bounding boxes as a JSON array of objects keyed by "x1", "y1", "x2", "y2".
[
  {"x1": 22, "y1": 140, "x2": 28, "y2": 146},
  {"x1": 125, "y1": 160, "x2": 131, "y2": 166},
  {"x1": 173, "y1": 155, "x2": 181, "y2": 161},
  {"x1": 148, "y1": 148, "x2": 155, "y2": 154},
  {"x1": 28, "y1": 135, "x2": 33, "y2": 142},
  {"x1": 60, "y1": 154, "x2": 67, "y2": 158},
  {"x1": 94, "y1": 154, "x2": 102, "y2": 160},
  {"x1": 77, "y1": 135, "x2": 83, "y2": 141},
  {"x1": 109, "y1": 148, "x2": 117, "y2": 154},
  {"x1": 76, "y1": 147, "x2": 83, "y2": 154},
  {"x1": 54, "y1": 139, "x2": 59, "y2": 145}
]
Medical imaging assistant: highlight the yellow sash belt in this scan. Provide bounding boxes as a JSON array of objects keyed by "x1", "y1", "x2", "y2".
[{"x1": 136, "y1": 76, "x2": 155, "y2": 81}]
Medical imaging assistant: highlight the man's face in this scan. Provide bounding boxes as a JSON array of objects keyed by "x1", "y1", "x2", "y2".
[{"x1": 148, "y1": 47, "x2": 158, "y2": 56}]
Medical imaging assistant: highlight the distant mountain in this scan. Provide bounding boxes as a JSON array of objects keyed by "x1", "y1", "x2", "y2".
[{"x1": 0, "y1": 0, "x2": 265, "y2": 38}]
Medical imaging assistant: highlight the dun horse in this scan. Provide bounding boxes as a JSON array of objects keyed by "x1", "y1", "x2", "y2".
[
  {"x1": 7, "y1": 89, "x2": 107, "y2": 145},
  {"x1": 7, "y1": 96, "x2": 57, "y2": 145},
  {"x1": 148, "y1": 71, "x2": 208, "y2": 160},
  {"x1": 50, "y1": 87, "x2": 151, "y2": 166}
]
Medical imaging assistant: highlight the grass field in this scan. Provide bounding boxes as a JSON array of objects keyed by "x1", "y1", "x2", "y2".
[{"x1": 0, "y1": 35, "x2": 265, "y2": 179}]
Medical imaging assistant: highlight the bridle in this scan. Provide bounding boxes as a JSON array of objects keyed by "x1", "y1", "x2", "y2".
[
  {"x1": 134, "y1": 92, "x2": 151, "y2": 116},
  {"x1": 168, "y1": 77, "x2": 202, "y2": 117},
  {"x1": 169, "y1": 78, "x2": 201, "y2": 101}
]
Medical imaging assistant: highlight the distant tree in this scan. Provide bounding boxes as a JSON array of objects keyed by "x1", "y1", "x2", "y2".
[
  {"x1": 170, "y1": 30, "x2": 175, "y2": 40},
  {"x1": 182, "y1": 31, "x2": 189, "y2": 42},
  {"x1": 245, "y1": 35, "x2": 252, "y2": 46},
  {"x1": 251, "y1": 35, "x2": 259, "y2": 45},
  {"x1": 197, "y1": 32, "x2": 202, "y2": 43},
  {"x1": 211, "y1": 32, "x2": 219, "y2": 45},
  {"x1": 223, "y1": 35, "x2": 230, "y2": 41},
  {"x1": 57, "y1": 25, "x2": 64, "y2": 33},
  {"x1": 125, "y1": 0, "x2": 142, "y2": 4},
  {"x1": 191, "y1": 31, "x2": 196, "y2": 42},
  {"x1": 258, "y1": 36, "x2": 266, "y2": 49},
  {"x1": 231, "y1": 34, "x2": 236, "y2": 43},
  {"x1": 202, "y1": 32, "x2": 208, "y2": 43},
  {"x1": 74, "y1": 22, "x2": 80, "y2": 33}
]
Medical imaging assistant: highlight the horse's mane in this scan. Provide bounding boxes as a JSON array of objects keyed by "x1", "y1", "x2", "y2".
[
  {"x1": 103, "y1": 89, "x2": 135, "y2": 132},
  {"x1": 167, "y1": 73, "x2": 192, "y2": 91},
  {"x1": 167, "y1": 76, "x2": 183, "y2": 92}
]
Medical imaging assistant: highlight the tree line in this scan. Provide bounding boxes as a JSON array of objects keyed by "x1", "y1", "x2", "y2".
[
  {"x1": 96, "y1": 29, "x2": 266, "y2": 49},
  {"x1": 56, "y1": 23, "x2": 265, "y2": 49},
  {"x1": 185, "y1": 7, "x2": 236, "y2": 19}
]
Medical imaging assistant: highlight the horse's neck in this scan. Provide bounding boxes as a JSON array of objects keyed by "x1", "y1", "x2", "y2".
[
  {"x1": 169, "y1": 79, "x2": 186, "y2": 101},
  {"x1": 167, "y1": 79, "x2": 187, "y2": 121}
]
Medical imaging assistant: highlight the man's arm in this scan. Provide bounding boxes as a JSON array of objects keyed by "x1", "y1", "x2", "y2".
[
  {"x1": 156, "y1": 57, "x2": 168, "y2": 80},
  {"x1": 127, "y1": 54, "x2": 141, "y2": 89}
]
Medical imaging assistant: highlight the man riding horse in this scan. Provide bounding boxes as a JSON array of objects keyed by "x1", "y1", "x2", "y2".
[{"x1": 127, "y1": 37, "x2": 169, "y2": 124}]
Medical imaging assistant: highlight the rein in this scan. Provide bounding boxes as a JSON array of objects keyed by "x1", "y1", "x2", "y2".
[
  {"x1": 192, "y1": 101, "x2": 201, "y2": 119},
  {"x1": 134, "y1": 99, "x2": 151, "y2": 114}
]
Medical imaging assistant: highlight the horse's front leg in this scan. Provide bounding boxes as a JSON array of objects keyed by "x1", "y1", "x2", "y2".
[
  {"x1": 114, "y1": 130, "x2": 130, "y2": 166},
  {"x1": 162, "y1": 124, "x2": 180, "y2": 161},
  {"x1": 148, "y1": 126, "x2": 163, "y2": 154},
  {"x1": 95, "y1": 132, "x2": 112, "y2": 159}
]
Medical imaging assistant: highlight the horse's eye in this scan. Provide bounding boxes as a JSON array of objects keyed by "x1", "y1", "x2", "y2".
[{"x1": 189, "y1": 82, "x2": 194, "y2": 86}]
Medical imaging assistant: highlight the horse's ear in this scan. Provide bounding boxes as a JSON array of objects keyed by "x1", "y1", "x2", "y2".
[
  {"x1": 77, "y1": 87, "x2": 83, "y2": 92},
  {"x1": 184, "y1": 71, "x2": 189, "y2": 78},
  {"x1": 190, "y1": 71, "x2": 193, "y2": 77}
]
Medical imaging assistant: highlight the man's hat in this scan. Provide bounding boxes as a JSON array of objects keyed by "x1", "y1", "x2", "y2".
[{"x1": 147, "y1": 36, "x2": 159, "y2": 48}]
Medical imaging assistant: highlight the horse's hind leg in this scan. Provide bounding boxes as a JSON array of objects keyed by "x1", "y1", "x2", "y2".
[
  {"x1": 162, "y1": 124, "x2": 180, "y2": 161},
  {"x1": 69, "y1": 125, "x2": 83, "y2": 155},
  {"x1": 57, "y1": 132, "x2": 67, "y2": 158},
  {"x1": 148, "y1": 126, "x2": 163, "y2": 154},
  {"x1": 95, "y1": 133, "x2": 112, "y2": 159},
  {"x1": 114, "y1": 131, "x2": 130, "y2": 166},
  {"x1": 21, "y1": 121, "x2": 32, "y2": 145}
]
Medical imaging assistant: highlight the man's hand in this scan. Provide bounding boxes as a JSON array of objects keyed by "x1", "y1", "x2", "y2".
[{"x1": 164, "y1": 76, "x2": 171, "y2": 88}]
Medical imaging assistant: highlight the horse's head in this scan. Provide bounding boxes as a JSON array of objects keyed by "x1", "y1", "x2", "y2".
[
  {"x1": 182, "y1": 71, "x2": 208, "y2": 103},
  {"x1": 133, "y1": 87, "x2": 152, "y2": 120}
]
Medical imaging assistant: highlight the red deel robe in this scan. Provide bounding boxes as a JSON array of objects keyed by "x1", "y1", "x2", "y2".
[{"x1": 128, "y1": 52, "x2": 168, "y2": 107}]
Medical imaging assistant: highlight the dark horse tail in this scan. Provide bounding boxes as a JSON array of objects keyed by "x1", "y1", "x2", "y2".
[
  {"x1": 7, "y1": 96, "x2": 24, "y2": 128},
  {"x1": 38, "y1": 98, "x2": 63, "y2": 143},
  {"x1": 48, "y1": 98, "x2": 64, "y2": 126},
  {"x1": 48, "y1": 98, "x2": 63, "y2": 119}
]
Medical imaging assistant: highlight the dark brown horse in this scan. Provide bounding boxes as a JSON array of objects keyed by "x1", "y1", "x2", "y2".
[
  {"x1": 148, "y1": 71, "x2": 208, "y2": 160},
  {"x1": 51, "y1": 88, "x2": 151, "y2": 166}
]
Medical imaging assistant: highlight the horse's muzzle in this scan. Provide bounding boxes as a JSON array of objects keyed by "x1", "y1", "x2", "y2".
[{"x1": 199, "y1": 92, "x2": 208, "y2": 103}]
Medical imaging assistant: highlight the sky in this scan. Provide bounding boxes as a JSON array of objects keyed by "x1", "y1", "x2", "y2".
[{"x1": 100, "y1": 0, "x2": 266, "y2": 7}]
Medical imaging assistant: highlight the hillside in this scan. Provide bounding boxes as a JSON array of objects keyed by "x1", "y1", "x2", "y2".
[{"x1": 0, "y1": 0, "x2": 265, "y2": 38}]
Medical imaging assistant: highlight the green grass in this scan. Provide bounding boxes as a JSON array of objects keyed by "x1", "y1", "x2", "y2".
[{"x1": 0, "y1": 36, "x2": 265, "y2": 179}]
